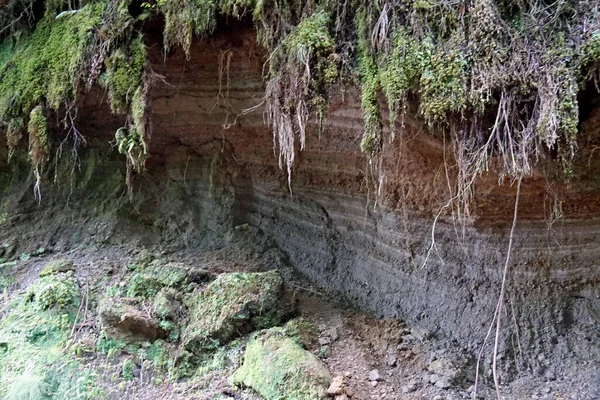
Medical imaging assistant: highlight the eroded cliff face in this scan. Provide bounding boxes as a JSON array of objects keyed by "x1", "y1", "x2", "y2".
[{"x1": 2, "y1": 21, "x2": 600, "y2": 382}]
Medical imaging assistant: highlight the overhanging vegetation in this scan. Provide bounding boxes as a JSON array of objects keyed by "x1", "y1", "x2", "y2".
[{"x1": 0, "y1": 0, "x2": 598, "y2": 209}]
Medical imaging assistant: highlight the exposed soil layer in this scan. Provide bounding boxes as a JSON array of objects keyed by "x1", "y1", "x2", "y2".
[{"x1": 1, "y1": 21, "x2": 600, "y2": 398}]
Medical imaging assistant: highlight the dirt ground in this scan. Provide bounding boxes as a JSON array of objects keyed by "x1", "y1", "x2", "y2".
[{"x1": 2, "y1": 230, "x2": 598, "y2": 400}]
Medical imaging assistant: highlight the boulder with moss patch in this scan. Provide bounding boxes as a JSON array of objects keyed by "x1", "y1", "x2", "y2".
[
  {"x1": 182, "y1": 271, "x2": 285, "y2": 354},
  {"x1": 282, "y1": 318, "x2": 318, "y2": 349},
  {"x1": 99, "y1": 298, "x2": 166, "y2": 342},
  {"x1": 39, "y1": 259, "x2": 74, "y2": 277},
  {"x1": 28, "y1": 272, "x2": 79, "y2": 310},
  {"x1": 126, "y1": 263, "x2": 188, "y2": 298},
  {"x1": 231, "y1": 328, "x2": 331, "y2": 400}
]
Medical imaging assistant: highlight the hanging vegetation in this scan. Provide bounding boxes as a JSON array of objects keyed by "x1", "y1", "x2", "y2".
[{"x1": 0, "y1": 0, "x2": 598, "y2": 207}]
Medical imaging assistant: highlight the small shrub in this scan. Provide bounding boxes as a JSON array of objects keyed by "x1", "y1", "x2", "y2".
[
  {"x1": 96, "y1": 334, "x2": 126, "y2": 355},
  {"x1": 122, "y1": 358, "x2": 135, "y2": 381}
]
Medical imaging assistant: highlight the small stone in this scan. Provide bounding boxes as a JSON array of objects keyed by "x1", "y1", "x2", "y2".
[
  {"x1": 335, "y1": 395, "x2": 349, "y2": 400},
  {"x1": 344, "y1": 371, "x2": 352, "y2": 378},
  {"x1": 369, "y1": 369, "x2": 381, "y2": 382},
  {"x1": 370, "y1": 381, "x2": 378, "y2": 387},
  {"x1": 429, "y1": 374, "x2": 439, "y2": 384},
  {"x1": 386, "y1": 353, "x2": 398, "y2": 367},
  {"x1": 542, "y1": 387, "x2": 551, "y2": 394},
  {"x1": 544, "y1": 369, "x2": 556, "y2": 381},
  {"x1": 404, "y1": 382, "x2": 417, "y2": 393},
  {"x1": 318, "y1": 336, "x2": 332, "y2": 345},
  {"x1": 398, "y1": 342, "x2": 411, "y2": 351},
  {"x1": 433, "y1": 395, "x2": 444, "y2": 400},
  {"x1": 327, "y1": 376, "x2": 344, "y2": 396},
  {"x1": 345, "y1": 388, "x2": 354, "y2": 397},
  {"x1": 435, "y1": 376, "x2": 451, "y2": 389}
]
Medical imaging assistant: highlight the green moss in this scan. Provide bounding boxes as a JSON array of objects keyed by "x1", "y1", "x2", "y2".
[
  {"x1": 0, "y1": 2, "x2": 105, "y2": 118},
  {"x1": 126, "y1": 264, "x2": 188, "y2": 298},
  {"x1": 418, "y1": 40, "x2": 468, "y2": 124},
  {"x1": 581, "y1": 30, "x2": 600, "y2": 72},
  {"x1": 285, "y1": 10, "x2": 334, "y2": 61},
  {"x1": 379, "y1": 29, "x2": 421, "y2": 134},
  {"x1": 0, "y1": 287, "x2": 100, "y2": 399},
  {"x1": 357, "y1": 39, "x2": 381, "y2": 153},
  {"x1": 27, "y1": 106, "x2": 49, "y2": 171},
  {"x1": 39, "y1": 259, "x2": 74, "y2": 277},
  {"x1": 230, "y1": 328, "x2": 331, "y2": 400},
  {"x1": 27, "y1": 272, "x2": 79, "y2": 311},
  {"x1": 6, "y1": 116, "x2": 24, "y2": 158},
  {"x1": 96, "y1": 334, "x2": 126, "y2": 355},
  {"x1": 105, "y1": 37, "x2": 146, "y2": 115},
  {"x1": 153, "y1": 290, "x2": 175, "y2": 319},
  {"x1": 182, "y1": 271, "x2": 284, "y2": 355}
]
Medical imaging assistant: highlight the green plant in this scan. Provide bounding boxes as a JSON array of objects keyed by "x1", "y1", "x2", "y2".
[
  {"x1": 122, "y1": 358, "x2": 135, "y2": 381},
  {"x1": 5, "y1": 365, "x2": 49, "y2": 400},
  {"x1": 96, "y1": 334, "x2": 126, "y2": 355},
  {"x1": 105, "y1": 284, "x2": 122, "y2": 298}
]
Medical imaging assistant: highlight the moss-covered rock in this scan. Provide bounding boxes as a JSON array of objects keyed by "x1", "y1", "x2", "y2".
[
  {"x1": 99, "y1": 298, "x2": 166, "y2": 342},
  {"x1": 182, "y1": 271, "x2": 284, "y2": 354},
  {"x1": 153, "y1": 290, "x2": 176, "y2": 320},
  {"x1": 231, "y1": 328, "x2": 331, "y2": 400},
  {"x1": 126, "y1": 263, "x2": 188, "y2": 298},
  {"x1": 39, "y1": 259, "x2": 74, "y2": 277},
  {"x1": 281, "y1": 318, "x2": 318, "y2": 349},
  {"x1": 27, "y1": 272, "x2": 79, "y2": 310}
]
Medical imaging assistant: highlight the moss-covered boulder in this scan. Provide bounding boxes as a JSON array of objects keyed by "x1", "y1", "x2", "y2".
[
  {"x1": 182, "y1": 271, "x2": 284, "y2": 354},
  {"x1": 126, "y1": 263, "x2": 188, "y2": 298},
  {"x1": 231, "y1": 328, "x2": 331, "y2": 400},
  {"x1": 27, "y1": 272, "x2": 79, "y2": 310},
  {"x1": 39, "y1": 259, "x2": 74, "y2": 277},
  {"x1": 153, "y1": 290, "x2": 177, "y2": 320},
  {"x1": 99, "y1": 298, "x2": 166, "y2": 342}
]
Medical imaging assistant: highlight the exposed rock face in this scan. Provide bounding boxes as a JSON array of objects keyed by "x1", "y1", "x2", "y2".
[
  {"x1": 1, "y1": 21, "x2": 599, "y2": 383},
  {"x1": 99, "y1": 298, "x2": 166, "y2": 342},
  {"x1": 137, "y1": 22, "x2": 600, "y2": 372}
]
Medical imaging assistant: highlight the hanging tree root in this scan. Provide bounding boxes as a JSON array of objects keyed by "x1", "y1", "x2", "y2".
[{"x1": 473, "y1": 177, "x2": 522, "y2": 400}]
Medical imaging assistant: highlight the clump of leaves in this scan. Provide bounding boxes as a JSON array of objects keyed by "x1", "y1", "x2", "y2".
[{"x1": 266, "y1": 10, "x2": 339, "y2": 181}]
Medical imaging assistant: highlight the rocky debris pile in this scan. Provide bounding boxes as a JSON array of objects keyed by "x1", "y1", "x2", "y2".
[{"x1": 326, "y1": 375, "x2": 355, "y2": 400}]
